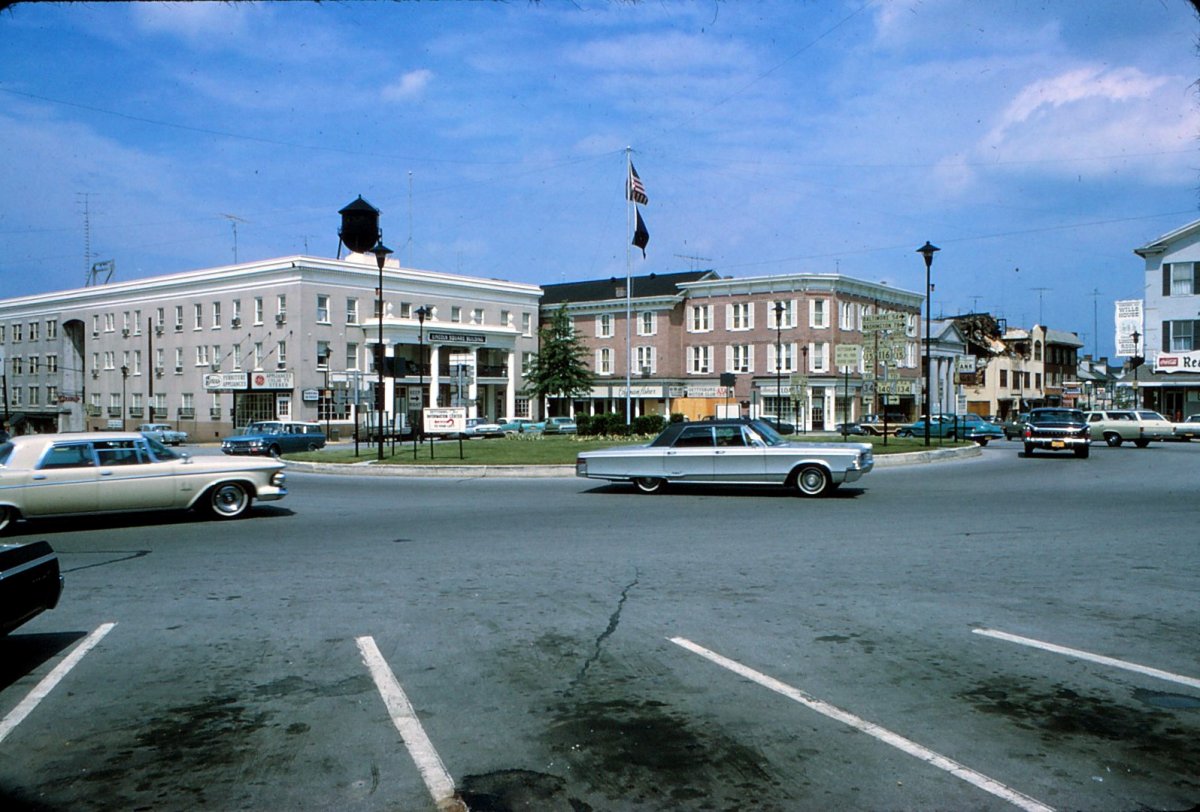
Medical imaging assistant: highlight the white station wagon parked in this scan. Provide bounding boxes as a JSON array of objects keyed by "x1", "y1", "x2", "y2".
[{"x1": 0, "y1": 432, "x2": 287, "y2": 534}]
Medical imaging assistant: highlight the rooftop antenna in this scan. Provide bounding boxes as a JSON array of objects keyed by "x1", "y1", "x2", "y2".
[
  {"x1": 674, "y1": 254, "x2": 712, "y2": 271},
  {"x1": 1089, "y1": 288, "x2": 1102, "y2": 358},
  {"x1": 221, "y1": 213, "x2": 247, "y2": 263},
  {"x1": 1030, "y1": 287, "x2": 1051, "y2": 325},
  {"x1": 78, "y1": 192, "x2": 94, "y2": 285}
]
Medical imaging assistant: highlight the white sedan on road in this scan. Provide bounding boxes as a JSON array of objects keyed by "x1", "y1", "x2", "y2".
[{"x1": 0, "y1": 432, "x2": 287, "y2": 534}]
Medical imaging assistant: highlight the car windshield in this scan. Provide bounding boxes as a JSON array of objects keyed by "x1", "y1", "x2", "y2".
[
  {"x1": 144, "y1": 436, "x2": 179, "y2": 460},
  {"x1": 1034, "y1": 410, "x2": 1083, "y2": 422},
  {"x1": 746, "y1": 420, "x2": 787, "y2": 446},
  {"x1": 245, "y1": 422, "x2": 283, "y2": 435}
]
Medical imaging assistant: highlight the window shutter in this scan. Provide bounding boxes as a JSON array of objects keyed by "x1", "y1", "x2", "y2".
[
  {"x1": 1163, "y1": 264, "x2": 1171, "y2": 297},
  {"x1": 747, "y1": 345, "x2": 754, "y2": 372},
  {"x1": 1162, "y1": 321, "x2": 1169, "y2": 353},
  {"x1": 1193, "y1": 263, "x2": 1200, "y2": 294},
  {"x1": 725, "y1": 345, "x2": 734, "y2": 372},
  {"x1": 1194, "y1": 320, "x2": 1200, "y2": 351}
]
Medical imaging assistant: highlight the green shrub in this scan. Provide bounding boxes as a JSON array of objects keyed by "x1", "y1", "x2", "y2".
[{"x1": 633, "y1": 415, "x2": 666, "y2": 435}]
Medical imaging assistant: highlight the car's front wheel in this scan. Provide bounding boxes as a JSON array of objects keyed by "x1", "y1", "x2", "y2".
[
  {"x1": 793, "y1": 465, "x2": 833, "y2": 497},
  {"x1": 268, "y1": 444, "x2": 283, "y2": 457},
  {"x1": 1104, "y1": 433, "x2": 1122, "y2": 447},
  {"x1": 975, "y1": 438, "x2": 989, "y2": 446},
  {"x1": 633, "y1": 477, "x2": 665, "y2": 494},
  {"x1": 0, "y1": 505, "x2": 12, "y2": 534},
  {"x1": 205, "y1": 482, "x2": 251, "y2": 519}
]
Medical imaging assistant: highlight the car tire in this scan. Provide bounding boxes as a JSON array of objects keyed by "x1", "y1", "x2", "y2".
[
  {"x1": 268, "y1": 444, "x2": 283, "y2": 457},
  {"x1": 1133, "y1": 439, "x2": 1150, "y2": 448},
  {"x1": 1104, "y1": 433, "x2": 1122, "y2": 447},
  {"x1": 633, "y1": 477, "x2": 665, "y2": 494},
  {"x1": 205, "y1": 482, "x2": 251, "y2": 519},
  {"x1": 1075, "y1": 445, "x2": 1090, "y2": 459},
  {"x1": 307, "y1": 442, "x2": 321, "y2": 451},
  {"x1": 793, "y1": 465, "x2": 833, "y2": 497},
  {"x1": 1024, "y1": 443, "x2": 1034, "y2": 456},
  {"x1": 0, "y1": 505, "x2": 12, "y2": 534},
  {"x1": 975, "y1": 438, "x2": 989, "y2": 446}
]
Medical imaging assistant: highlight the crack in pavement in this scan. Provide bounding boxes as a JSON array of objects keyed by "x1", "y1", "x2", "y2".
[{"x1": 570, "y1": 570, "x2": 640, "y2": 691}]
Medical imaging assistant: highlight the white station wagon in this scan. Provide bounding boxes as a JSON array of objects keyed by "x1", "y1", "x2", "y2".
[{"x1": 0, "y1": 432, "x2": 287, "y2": 534}]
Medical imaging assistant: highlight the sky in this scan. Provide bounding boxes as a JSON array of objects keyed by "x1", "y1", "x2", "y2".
[{"x1": 2, "y1": 0, "x2": 1198, "y2": 360}]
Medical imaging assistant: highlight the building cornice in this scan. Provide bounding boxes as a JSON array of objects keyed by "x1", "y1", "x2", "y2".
[{"x1": 679, "y1": 273, "x2": 923, "y2": 308}]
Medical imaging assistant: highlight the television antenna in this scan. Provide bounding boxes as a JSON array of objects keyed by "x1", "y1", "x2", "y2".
[
  {"x1": 674, "y1": 254, "x2": 712, "y2": 270},
  {"x1": 221, "y1": 214, "x2": 248, "y2": 263}
]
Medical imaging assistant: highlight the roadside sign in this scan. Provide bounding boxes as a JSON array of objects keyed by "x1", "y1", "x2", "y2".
[
  {"x1": 862, "y1": 313, "x2": 908, "y2": 333},
  {"x1": 423, "y1": 407, "x2": 466, "y2": 435},
  {"x1": 834, "y1": 344, "x2": 861, "y2": 367}
]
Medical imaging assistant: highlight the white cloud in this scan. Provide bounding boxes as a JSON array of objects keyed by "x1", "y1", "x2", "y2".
[
  {"x1": 130, "y1": 3, "x2": 251, "y2": 43},
  {"x1": 382, "y1": 69, "x2": 435, "y2": 103}
]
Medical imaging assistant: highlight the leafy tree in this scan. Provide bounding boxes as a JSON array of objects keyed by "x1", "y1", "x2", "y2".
[{"x1": 523, "y1": 305, "x2": 593, "y2": 415}]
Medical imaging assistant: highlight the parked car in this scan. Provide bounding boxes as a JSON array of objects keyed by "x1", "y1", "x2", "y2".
[
  {"x1": 221, "y1": 421, "x2": 326, "y2": 456},
  {"x1": 895, "y1": 416, "x2": 962, "y2": 440},
  {"x1": 956, "y1": 414, "x2": 1005, "y2": 445},
  {"x1": 858, "y1": 413, "x2": 906, "y2": 436},
  {"x1": 575, "y1": 418, "x2": 873, "y2": 497},
  {"x1": 1, "y1": 540, "x2": 63, "y2": 635},
  {"x1": 1174, "y1": 414, "x2": 1200, "y2": 440},
  {"x1": 835, "y1": 421, "x2": 868, "y2": 436},
  {"x1": 498, "y1": 418, "x2": 542, "y2": 434},
  {"x1": 756, "y1": 414, "x2": 796, "y2": 435},
  {"x1": 138, "y1": 422, "x2": 188, "y2": 446},
  {"x1": 0, "y1": 432, "x2": 287, "y2": 533},
  {"x1": 457, "y1": 417, "x2": 505, "y2": 439},
  {"x1": 1021, "y1": 407, "x2": 1090, "y2": 458},
  {"x1": 1002, "y1": 413, "x2": 1030, "y2": 440},
  {"x1": 1084, "y1": 409, "x2": 1174, "y2": 447},
  {"x1": 541, "y1": 417, "x2": 578, "y2": 435}
]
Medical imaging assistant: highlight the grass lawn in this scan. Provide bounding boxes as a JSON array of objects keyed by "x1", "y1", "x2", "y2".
[{"x1": 286, "y1": 433, "x2": 973, "y2": 466}]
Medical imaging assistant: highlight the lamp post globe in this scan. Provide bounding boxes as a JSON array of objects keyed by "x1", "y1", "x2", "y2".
[{"x1": 916, "y1": 241, "x2": 940, "y2": 446}]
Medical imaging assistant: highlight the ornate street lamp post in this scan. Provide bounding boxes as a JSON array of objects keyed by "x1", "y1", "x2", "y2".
[
  {"x1": 414, "y1": 305, "x2": 431, "y2": 457},
  {"x1": 120, "y1": 364, "x2": 129, "y2": 431},
  {"x1": 774, "y1": 301, "x2": 785, "y2": 426},
  {"x1": 917, "y1": 241, "x2": 940, "y2": 446},
  {"x1": 1130, "y1": 328, "x2": 1141, "y2": 409},
  {"x1": 370, "y1": 242, "x2": 393, "y2": 461}
]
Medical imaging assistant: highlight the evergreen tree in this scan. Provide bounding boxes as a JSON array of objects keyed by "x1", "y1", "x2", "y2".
[{"x1": 523, "y1": 306, "x2": 593, "y2": 415}]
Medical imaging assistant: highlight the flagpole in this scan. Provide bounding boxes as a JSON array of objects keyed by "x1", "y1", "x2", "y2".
[{"x1": 625, "y1": 147, "x2": 633, "y2": 426}]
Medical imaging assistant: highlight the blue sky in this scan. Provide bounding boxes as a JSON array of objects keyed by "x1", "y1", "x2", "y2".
[{"x1": 2, "y1": 1, "x2": 1197, "y2": 359}]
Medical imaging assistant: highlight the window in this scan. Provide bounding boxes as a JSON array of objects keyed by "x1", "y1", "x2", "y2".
[
  {"x1": 1000, "y1": 369, "x2": 1008, "y2": 387},
  {"x1": 276, "y1": 295, "x2": 287, "y2": 321},
  {"x1": 0, "y1": 325, "x2": 5, "y2": 342},
  {"x1": 472, "y1": 308, "x2": 484, "y2": 325},
  {"x1": 254, "y1": 297, "x2": 264, "y2": 325},
  {"x1": 451, "y1": 306, "x2": 462, "y2": 323},
  {"x1": 254, "y1": 342, "x2": 264, "y2": 370},
  {"x1": 90, "y1": 317, "x2": 98, "y2": 337},
  {"x1": 1163, "y1": 262, "x2": 1200, "y2": 296},
  {"x1": 399, "y1": 302, "x2": 412, "y2": 319},
  {"x1": 132, "y1": 311, "x2": 141, "y2": 335},
  {"x1": 810, "y1": 298, "x2": 829, "y2": 329},
  {"x1": 103, "y1": 351, "x2": 115, "y2": 370},
  {"x1": 521, "y1": 352, "x2": 534, "y2": 376},
  {"x1": 232, "y1": 300, "x2": 242, "y2": 324},
  {"x1": 212, "y1": 301, "x2": 222, "y2": 328},
  {"x1": 500, "y1": 310, "x2": 511, "y2": 327},
  {"x1": 316, "y1": 295, "x2": 330, "y2": 323},
  {"x1": 133, "y1": 350, "x2": 142, "y2": 376},
  {"x1": 105, "y1": 313, "x2": 115, "y2": 333},
  {"x1": 346, "y1": 342, "x2": 359, "y2": 370},
  {"x1": 174, "y1": 347, "x2": 183, "y2": 373},
  {"x1": 688, "y1": 305, "x2": 713, "y2": 333},
  {"x1": 1034, "y1": 340, "x2": 1042, "y2": 361},
  {"x1": 811, "y1": 342, "x2": 829, "y2": 372},
  {"x1": 769, "y1": 343, "x2": 795, "y2": 373},
  {"x1": 46, "y1": 354, "x2": 58, "y2": 373},
  {"x1": 1165, "y1": 319, "x2": 1200, "y2": 352},
  {"x1": 635, "y1": 346, "x2": 656, "y2": 375},
  {"x1": 839, "y1": 302, "x2": 856, "y2": 330},
  {"x1": 12, "y1": 323, "x2": 24, "y2": 342},
  {"x1": 688, "y1": 346, "x2": 712, "y2": 373},
  {"x1": 28, "y1": 386, "x2": 39, "y2": 406},
  {"x1": 522, "y1": 313, "x2": 533, "y2": 336},
  {"x1": 597, "y1": 314, "x2": 614, "y2": 338},
  {"x1": 174, "y1": 305, "x2": 184, "y2": 330},
  {"x1": 729, "y1": 344, "x2": 753, "y2": 373},
  {"x1": 193, "y1": 303, "x2": 203, "y2": 330},
  {"x1": 181, "y1": 393, "x2": 194, "y2": 416},
  {"x1": 515, "y1": 397, "x2": 530, "y2": 418},
  {"x1": 196, "y1": 346, "x2": 210, "y2": 366},
  {"x1": 155, "y1": 348, "x2": 164, "y2": 371},
  {"x1": 233, "y1": 345, "x2": 243, "y2": 370},
  {"x1": 28, "y1": 356, "x2": 38, "y2": 374},
  {"x1": 155, "y1": 308, "x2": 165, "y2": 331},
  {"x1": 46, "y1": 385, "x2": 58, "y2": 404},
  {"x1": 638, "y1": 311, "x2": 656, "y2": 336},
  {"x1": 11, "y1": 356, "x2": 22, "y2": 375},
  {"x1": 28, "y1": 321, "x2": 39, "y2": 341},
  {"x1": 277, "y1": 340, "x2": 287, "y2": 367},
  {"x1": 769, "y1": 300, "x2": 794, "y2": 329},
  {"x1": 317, "y1": 341, "x2": 331, "y2": 368},
  {"x1": 728, "y1": 303, "x2": 752, "y2": 331},
  {"x1": 596, "y1": 347, "x2": 613, "y2": 375},
  {"x1": 1035, "y1": 373, "x2": 1042, "y2": 389}
]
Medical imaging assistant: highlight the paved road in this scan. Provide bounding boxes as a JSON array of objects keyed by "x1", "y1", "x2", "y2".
[{"x1": 1, "y1": 441, "x2": 1197, "y2": 811}]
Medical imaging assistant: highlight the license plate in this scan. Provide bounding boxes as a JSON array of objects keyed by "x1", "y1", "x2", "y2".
[{"x1": 1051, "y1": 440, "x2": 1065, "y2": 448}]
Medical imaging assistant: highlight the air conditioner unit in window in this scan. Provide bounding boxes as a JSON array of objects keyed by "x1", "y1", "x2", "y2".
[
  {"x1": 174, "y1": 366, "x2": 183, "y2": 374},
  {"x1": 210, "y1": 362, "x2": 220, "y2": 372},
  {"x1": 154, "y1": 367, "x2": 164, "y2": 378},
  {"x1": 155, "y1": 325, "x2": 164, "y2": 336},
  {"x1": 275, "y1": 314, "x2": 286, "y2": 325},
  {"x1": 231, "y1": 317, "x2": 241, "y2": 328},
  {"x1": 90, "y1": 370, "x2": 99, "y2": 379},
  {"x1": 121, "y1": 329, "x2": 129, "y2": 337},
  {"x1": 174, "y1": 324, "x2": 183, "y2": 332}
]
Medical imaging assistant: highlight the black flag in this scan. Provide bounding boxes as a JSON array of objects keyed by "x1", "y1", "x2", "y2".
[{"x1": 632, "y1": 209, "x2": 649, "y2": 257}]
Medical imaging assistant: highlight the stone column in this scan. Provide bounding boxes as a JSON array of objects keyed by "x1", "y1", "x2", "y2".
[{"x1": 429, "y1": 344, "x2": 441, "y2": 407}]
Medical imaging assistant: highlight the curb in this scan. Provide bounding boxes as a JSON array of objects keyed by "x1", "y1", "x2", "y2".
[{"x1": 284, "y1": 443, "x2": 981, "y2": 477}]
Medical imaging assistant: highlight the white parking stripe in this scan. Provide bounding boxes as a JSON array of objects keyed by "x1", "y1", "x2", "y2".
[
  {"x1": 973, "y1": 627, "x2": 1200, "y2": 690},
  {"x1": 355, "y1": 636, "x2": 461, "y2": 811},
  {"x1": 670, "y1": 637, "x2": 1054, "y2": 812},
  {"x1": 0, "y1": 622, "x2": 117, "y2": 745}
]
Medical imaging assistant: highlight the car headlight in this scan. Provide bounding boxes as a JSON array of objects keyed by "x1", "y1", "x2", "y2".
[{"x1": 270, "y1": 471, "x2": 286, "y2": 487}]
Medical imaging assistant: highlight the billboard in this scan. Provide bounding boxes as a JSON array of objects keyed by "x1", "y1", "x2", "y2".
[{"x1": 1114, "y1": 300, "x2": 1143, "y2": 356}]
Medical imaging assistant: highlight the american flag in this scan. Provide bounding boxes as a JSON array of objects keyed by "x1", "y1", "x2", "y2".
[{"x1": 626, "y1": 163, "x2": 648, "y2": 205}]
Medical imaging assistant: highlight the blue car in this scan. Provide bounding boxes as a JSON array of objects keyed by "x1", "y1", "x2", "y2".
[
  {"x1": 221, "y1": 421, "x2": 327, "y2": 456},
  {"x1": 896, "y1": 415, "x2": 1003, "y2": 445}
]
